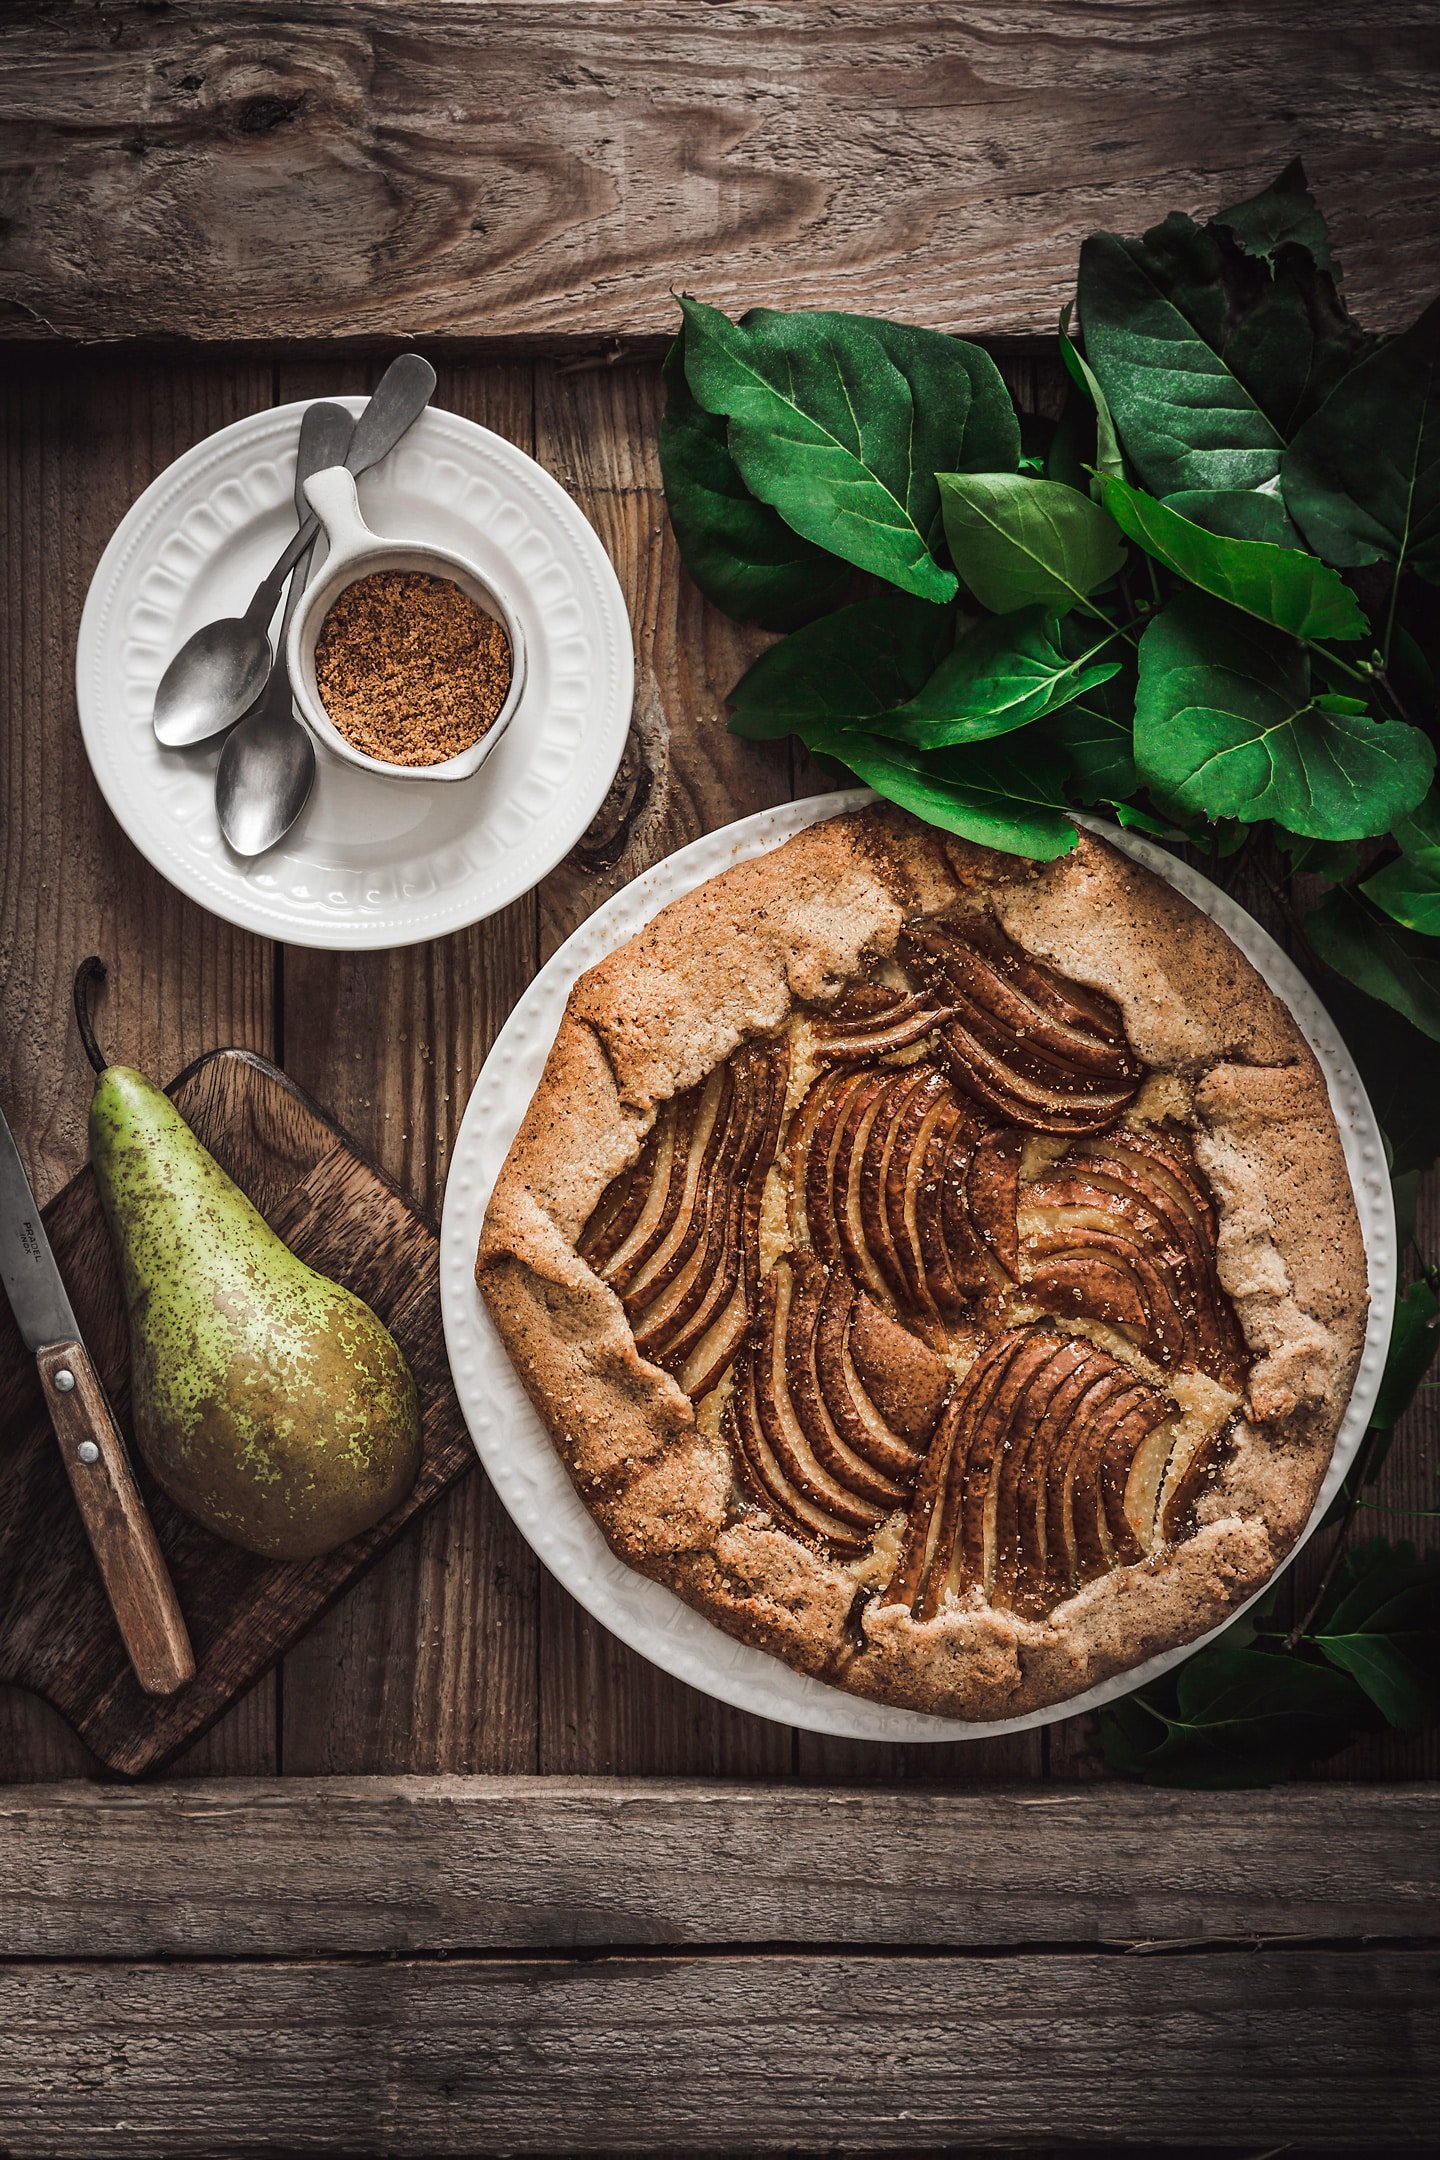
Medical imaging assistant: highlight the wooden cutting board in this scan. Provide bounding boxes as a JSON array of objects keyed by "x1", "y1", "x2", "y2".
[{"x1": 0, "y1": 1049, "x2": 472, "y2": 1777}]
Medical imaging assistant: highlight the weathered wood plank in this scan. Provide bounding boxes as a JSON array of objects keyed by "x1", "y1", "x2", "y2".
[
  {"x1": 1, "y1": 1777, "x2": 1433, "y2": 1956},
  {"x1": 2, "y1": 3, "x2": 1436, "y2": 349},
  {"x1": 0, "y1": 351, "x2": 276, "y2": 1783},
  {"x1": 277, "y1": 358, "x2": 543, "y2": 1777},
  {"x1": 1, "y1": 1946, "x2": 1434, "y2": 2155}
]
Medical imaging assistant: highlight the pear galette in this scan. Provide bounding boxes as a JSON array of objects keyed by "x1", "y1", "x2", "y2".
[{"x1": 477, "y1": 807, "x2": 1368, "y2": 1719}]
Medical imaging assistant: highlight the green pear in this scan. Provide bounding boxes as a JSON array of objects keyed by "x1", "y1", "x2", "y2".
[{"x1": 87, "y1": 1054, "x2": 422, "y2": 1563}]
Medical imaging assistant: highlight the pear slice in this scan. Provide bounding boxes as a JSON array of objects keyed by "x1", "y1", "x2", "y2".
[
  {"x1": 965, "y1": 1126, "x2": 1023, "y2": 1281},
  {"x1": 1159, "y1": 1417, "x2": 1236, "y2": 1542},
  {"x1": 910, "y1": 1332, "x2": 1032, "y2": 1621},
  {"x1": 786, "y1": 1258, "x2": 912, "y2": 1510},
  {"x1": 954, "y1": 1330, "x2": 1069, "y2": 1605},
  {"x1": 878, "y1": 1390, "x2": 966, "y2": 1615},
  {"x1": 811, "y1": 983, "x2": 953, "y2": 1062},
  {"x1": 989, "y1": 1336, "x2": 1095, "y2": 1610},
  {"x1": 815, "y1": 1275, "x2": 932, "y2": 1482},
  {"x1": 727, "y1": 1348, "x2": 870, "y2": 1554},
  {"x1": 618, "y1": 1068, "x2": 731, "y2": 1307}
]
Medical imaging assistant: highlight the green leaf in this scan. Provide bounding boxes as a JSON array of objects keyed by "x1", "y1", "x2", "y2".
[
  {"x1": 1162, "y1": 486, "x2": 1301, "y2": 548},
  {"x1": 1130, "y1": 200, "x2": 1371, "y2": 430},
  {"x1": 1317, "y1": 975, "x2": 1440, "y2": 1175},
  {"x1": 1097, "y1": 1638, "x2": 1368, "y2": 1788},
  {"x1": 1308, "y1": 887, "x2": 1440, "y2": 1043},
  {"x1": 679, "y1": 297, "x2": 1019, "y2": 604},
  {"x1": 727, "y1": 593, "x2": 953, "y2": 742},
  {"x1": 1079, "y1": 191, "x2": 1370, "y2": 488},
  {"x1": 658, "y1": 340, "x2": 849, "y2": 629},
  {"x1": 1058, "y1": 304, "x2": 1125, "y2": 493},
  {"x1": 1078, "y1": 228, "x2": 1287, "y2": 495},
  {"x1": 1284, "y1": 294, "x2": 1440, "y2": 583},
  {"x1": 803, "y1": 728, "x2": 1079, "y2": 861},
  {"x1": 1370, "y1": 1279, "x2": 1440, "y2": 1432},
  {"x1": 937, "y1": 473, "x2": 1127, "y2": 615},
  {"x1": 1362, "y1": 791, "x2": 1440, "y2": 934},
  {"x1": 1312, "y1": 1541, "x2": 1440, "y2": 1732},
  {"x1": 875, "y1": 609, "x2": 1121, "y2": 748},
  {"x1": 1095, "y1": 472, "x2": 1368, "y2": 641},
  {"x1": 1134, "y1": 592, "x2": 1434, "y2": 839},
  {"x1": 1275, "y1": 830, "x2": 1366, "y2": 881},
  {"x1": 1212, "y1": 158, "x2": 1336, "y2": 277},
  {"x1": 1109, "y1": 800, "x2": 1187, "y2": 840},
  {"x1": 1392, "y1": 1167, "x2": 1421, "y2": 1256},
  {"x1": 1046, "y1": 709, "x2": 1137, "y2": 804}
]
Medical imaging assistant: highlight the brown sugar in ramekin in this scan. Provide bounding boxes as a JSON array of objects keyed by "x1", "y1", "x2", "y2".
[{"x1": 314, "y1": 569, "x2": 513, "y2": 767}]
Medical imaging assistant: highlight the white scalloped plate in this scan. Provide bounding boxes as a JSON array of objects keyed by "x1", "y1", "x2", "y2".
[
  {"x1": 75, "y1": 398, "x2": 633, "y2": 949},
  {"x1": 440, "y1": 791, "x2": 1395, "y2": 1741}
]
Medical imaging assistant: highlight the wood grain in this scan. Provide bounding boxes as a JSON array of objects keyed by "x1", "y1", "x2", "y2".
[
  {"x1": 1, "y1": 1947, "x2": 1434, "y2": 2155},
  {"x1": 0, "y1": 350, "x2": 276, "y2": 1779},
  {"x1": 2, "y1": 4, "x2": 1438, "y2": 349},
  {"x1": 0, "y1": 1051, "x2": 470, "y2": 1777},
  {"x1": 2, "y1": 1776, "x2": 1433, "y2": 1955}
]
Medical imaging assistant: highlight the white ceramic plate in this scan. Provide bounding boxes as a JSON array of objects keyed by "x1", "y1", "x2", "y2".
[
  {"x1": 75, "y1": 398, "x2": 634, "y2": 949},
  {"x1": 440, "y1": 791, "x2": 1396, "y2": 1742}
]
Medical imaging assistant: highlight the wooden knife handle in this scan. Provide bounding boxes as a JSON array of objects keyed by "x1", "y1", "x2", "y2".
[{"x1": 37, "y1": 1340, "x2": 196, "y2": 1697}]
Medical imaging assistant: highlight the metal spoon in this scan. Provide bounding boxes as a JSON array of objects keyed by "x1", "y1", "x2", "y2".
[
  {"x1": 153, "y1": 352, "x2": 437, "y2": 747},
  {"x1": 214, "y1": 402, "x2": 351, "y2": 856}
]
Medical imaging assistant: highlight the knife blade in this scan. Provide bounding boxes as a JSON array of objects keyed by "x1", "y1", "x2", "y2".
[
  {"x1": 0, "y1": 1111, "x2": 81, "y2": 1351},
  {"x1": 0, "y1": 1102, "x2": 195, "y2": 1697}
]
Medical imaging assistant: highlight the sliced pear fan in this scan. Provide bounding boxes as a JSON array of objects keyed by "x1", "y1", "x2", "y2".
[
  {"x1": 1021, "y1": 1124, "x2": 1246, "y2": 1384},
  {"x1": 790, "y1": 1061, "x2": 1024, "y2": 1321},
  {"x1": 878, "y1": 1328, "x2": 1213, "y2": 1622},
  {"x1": 725, "y1": 1254, "x2": 951, "y2": 1556},
  {"x1": 901, "y1": 916, "x2": 1143, "y2": 1134},
  {"x1": 579, "y1": 1039, "x2": 790, "y2": 1398},
  {"x1": 811, "y1": 981, "x2": 955, "y2": 1061}
]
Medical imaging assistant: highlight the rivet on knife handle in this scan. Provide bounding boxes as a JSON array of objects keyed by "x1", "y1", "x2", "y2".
[{"x1": 38, "y1": 1339, "x2": 196, "y2": 1697}]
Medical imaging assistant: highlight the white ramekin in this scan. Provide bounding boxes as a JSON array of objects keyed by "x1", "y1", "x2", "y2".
[{"x1": 287, "y1": 466, "x2": 526, "y2": 782}]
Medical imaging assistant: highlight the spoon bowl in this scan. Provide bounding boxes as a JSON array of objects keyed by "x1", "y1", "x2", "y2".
[
  {"x1": 153, "y1": 617, "x2": 271, "y2": 748},
  {"x1": 214, "y1": 398, "x2": 355, "y2": 858},
  {"x1": 216, "y1": 704, "x2": 318, "y2": 856}
]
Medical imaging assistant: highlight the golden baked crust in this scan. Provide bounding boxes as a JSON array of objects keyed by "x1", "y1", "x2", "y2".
[{"x1": 476, "y1": 807, "x2": 1369, "y2": 1719}]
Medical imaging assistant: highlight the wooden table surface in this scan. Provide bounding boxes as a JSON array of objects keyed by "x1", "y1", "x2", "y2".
[{"x1": 1, "y1": 5, "x2": 1437, "y2": 2153}]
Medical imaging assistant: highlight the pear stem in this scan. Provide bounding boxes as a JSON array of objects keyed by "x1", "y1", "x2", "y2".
[{"x1": 74, "y1": 957, "x2": 109, "y2": 1075}]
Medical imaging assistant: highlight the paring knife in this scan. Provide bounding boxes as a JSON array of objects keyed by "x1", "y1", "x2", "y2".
[{"x1": 0, "y1": 1103, "x2": 195, "y2": 1697}]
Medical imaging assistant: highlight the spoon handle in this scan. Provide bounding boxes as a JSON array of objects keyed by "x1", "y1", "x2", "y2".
[
  {"x1": 283, "y1": 404, "x2": 352, "y2": 638},
  {"x1": 246, "y1": 404, "x2": 353, "y2": 716},
  {"x1": 242, "y1": 353, "x2": 439, "y2": 626},
  {"x1": 343, "y1": 352, "x2": 437, "y2": 478}
]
